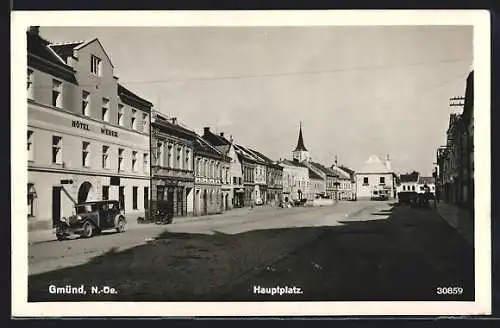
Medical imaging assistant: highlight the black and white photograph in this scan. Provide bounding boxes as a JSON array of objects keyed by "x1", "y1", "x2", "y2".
[{"x1": 11, "y1": 10, "x2": 490, "y2": 317}]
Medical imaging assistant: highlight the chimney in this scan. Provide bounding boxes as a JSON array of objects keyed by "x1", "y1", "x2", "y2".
[
  {"x1": 220, "y1": 132, "x2": 224, "y2": 137},
  {"x1": 171, "y1": 117, "x2": 177, "y2": 124},
  {"x1": 28, "y1": 26, "x2": 40, "y2": 35},
  {"x1": 203, "y1": 127, "x2": 211, "y2": 135}
]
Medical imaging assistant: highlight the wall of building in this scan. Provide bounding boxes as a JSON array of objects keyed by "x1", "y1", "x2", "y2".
[
  {"x1": 356, "y1": 173, "x2": 394, "y2": 199},
  {"x1": 28, "y1": 98, "x2": 149, "y2": 230}
]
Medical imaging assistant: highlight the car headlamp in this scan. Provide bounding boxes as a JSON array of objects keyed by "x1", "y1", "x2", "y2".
[{"x1": 76, "y1": 215, "x2": 82, "y2": 221}]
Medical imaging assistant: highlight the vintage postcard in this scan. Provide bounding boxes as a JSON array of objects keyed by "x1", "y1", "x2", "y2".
[{"x1": 11, "y1": 10, "x2": 491, "y2": 317}]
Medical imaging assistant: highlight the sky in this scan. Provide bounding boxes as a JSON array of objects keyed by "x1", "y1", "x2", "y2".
[{"x1": 39, "y1": 26, "x2": 472, "y2": 176}]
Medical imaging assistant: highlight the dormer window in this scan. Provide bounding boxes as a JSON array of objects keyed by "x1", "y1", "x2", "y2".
[{"x1": 91, "y1": 55, "x2": 102, "y2": 76}]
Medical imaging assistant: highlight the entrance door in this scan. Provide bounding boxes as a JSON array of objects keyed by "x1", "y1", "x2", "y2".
[
  {"x1": 52, "y1": 186, "x2": 61, "y2": 228},
  {"x1": 167, "y1": 187, "x2": 175, "y2": 216},
  {"x1": 78, "y1": 181, "x2": 92, "y2": 203},
  {"x1": 119, "y1": 186, "x2": 125, "y2": 210},
  {"x1": 221, "y1": 193, "x2": 224, "y2": 212},
  {"x1": 203, "y1": 190, "x2": 208, "y2": 215}
]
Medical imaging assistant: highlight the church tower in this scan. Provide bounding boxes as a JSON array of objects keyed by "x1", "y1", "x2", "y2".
[{"x1": 292, "y1": 122, "x2": 310, "y2": 162}]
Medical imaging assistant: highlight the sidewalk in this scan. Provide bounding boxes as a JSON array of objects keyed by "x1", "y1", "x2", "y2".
[
  {"x1": 28, "y1": 217, "x2": 159, "y2": 245},
  {"x1": 435, "y1": 201, "x2": 474, "y2": 245},
  {"x1": 28, "y1": 205, "x2": 275, "y2": 245}
]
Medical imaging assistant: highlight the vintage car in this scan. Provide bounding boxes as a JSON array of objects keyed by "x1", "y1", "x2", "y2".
[{"x1": 56, "y1": 200, "x2": 127, "y2": 240}]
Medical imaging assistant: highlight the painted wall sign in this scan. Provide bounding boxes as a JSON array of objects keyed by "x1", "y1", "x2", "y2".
[
  {"x1": 101, "y1": 127, "x2": 119, "y2": 138},
  {"x1": 71, "y1": 120, "x2": 90, "y2": 131}
]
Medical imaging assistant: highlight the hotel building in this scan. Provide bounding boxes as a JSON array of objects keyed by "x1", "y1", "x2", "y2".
[{"x1": 27, "y1": 27, "x2": 152, "y2": 231}]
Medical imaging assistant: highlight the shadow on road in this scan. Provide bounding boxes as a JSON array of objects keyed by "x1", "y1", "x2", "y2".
[{"x1": 28, "y1": 203, "x2": 474, "y2": 302}]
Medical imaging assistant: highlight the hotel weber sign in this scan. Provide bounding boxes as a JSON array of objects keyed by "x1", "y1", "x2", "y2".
[{"x1": 72, "y1": 120, "x2": 118, "y2": 138}]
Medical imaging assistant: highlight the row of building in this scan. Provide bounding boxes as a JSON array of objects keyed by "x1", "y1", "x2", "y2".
[
  {"x1": 435, "y1": 70, "x2": 474, "y2": 211},
  {"x1": 26, "y1": 27, "x2": 400, "y2": 231}
]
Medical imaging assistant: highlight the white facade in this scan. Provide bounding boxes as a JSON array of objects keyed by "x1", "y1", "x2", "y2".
[
  {"x1": 27, "y1": 32, "x2": 151, "y2": 231},
  {"x1": 355, "y1": 155, "x2": 395, "y2": 200},
  {"x1": 279, "y1": 160, "x2": 310, "y2": 201}
]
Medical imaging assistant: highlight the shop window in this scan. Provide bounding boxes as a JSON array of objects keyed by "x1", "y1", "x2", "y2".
[
  {"x1": 380, "y1": 177, "x2": 385, "y2": 184},
  {"x1": 144, "y1": 187, "x2": 149, "y2": 209},
  {"x1": 102, "y1": 186, "x2": 109, "y2": 200},
  {"x1": 363, "y1": 177, "x2": 369, "y2": 185}
]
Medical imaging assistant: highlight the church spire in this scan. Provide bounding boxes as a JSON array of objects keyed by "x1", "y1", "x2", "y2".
[{"x1": 294, "y1": 121, "x2": 308, "y2": 152}]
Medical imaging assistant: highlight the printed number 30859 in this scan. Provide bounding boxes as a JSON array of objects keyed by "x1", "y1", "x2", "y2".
[{"x1": 436, "y1": 287, "x2": 464, "y2": 295}]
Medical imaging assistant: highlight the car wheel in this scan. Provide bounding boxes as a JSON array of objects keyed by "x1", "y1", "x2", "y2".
[
  {"x1": 82, "y1": 221, "x2": 94, "y2": 238},
  {"x1": 116, "y1": 217, "x2": 126, "y2": 233},
  {"x1": 56, "y1": 233, "x2": 65, "y2": 241}
]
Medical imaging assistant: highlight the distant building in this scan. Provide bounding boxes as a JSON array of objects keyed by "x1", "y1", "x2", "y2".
[
  {"x1": 308, "y1": 169, "x2": 324, "y2": 199},
  {"x1": 246, "y1": 149, "x2": 283, "y2": 205},
  {"x1": 202, "y1": 128, "x2": 244, "y2": 208},
  {"x1": 309, "y1": 162, "x2": 338, "y2": 199},
  {"x1": 331, "y1": 164, "x2": 354, "y2": 200},
  {"x1": 235, "y1": 145, "x2": 268, "y2": 205},
  {"x1": 417, "y1": 176, "x2": 435, "y2": 195},
  {"x1": 339, "y1": 165, "x2": 357, "y2": 200},
  {"x1": 398, "y1": 172, "x2": 419, "y2": 193},
  {"x1": 151, "y1": 112, "x2": 196, "y2": 218},
  {"x1": 279, "y1": 159, "x2": 309, "y2": 202},
  {"x1": 235, "y1": 145, "x2": 257, "y2": 206},
  {"x1": 356, "y1": 155, "x2": 395, "y2": 199},
  {"x1": 193, "y1": 135, "x2": 231, "y2": 216}
]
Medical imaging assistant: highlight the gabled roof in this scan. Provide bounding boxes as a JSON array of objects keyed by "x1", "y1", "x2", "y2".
[
  {"x1": 339, "y1": 165, "x2": 355, "y2": 176},
  {"x1": 278, "y1": 159, "x2": 308, "y2": 169},
  {"x1": 400, "y1": 172, "x2": 419, "y2": 182},
  {"x1": 310, "y1": 162, "x2": 338, "y2": 177},
  {"x1": 27, "y1": 30, "x2": 77, "y2": 84},
  {"x1": 247, "y1": 148, "x2": 275, "y2": 165},
  {"x1": 235, "y1": 144, "x2": 266, "y2": 164},
  {"x1": 152, "y1": 111, "x2": 197, "y2": 140},
  {"x1": 118, "y1": 84, "x2": 153, "y2": 111},
  {"x1": 308, "y1": 169, "x2": 324, "y2": 180},
  {"x1": 194, "y1": 135, "x2": 225, "y2": 160},
  {"x1": 48, "y1": 41, "x2": 85, "y2": 63},
  {"x1": 202, "y1": 129, "x2": 232, "y2": 147},
  {"x1": 234, "y1": 144, "x2": 258, "y2": 164},
  {"x1": 358, "y1": 155, "x2": 392, "y2": 174}
]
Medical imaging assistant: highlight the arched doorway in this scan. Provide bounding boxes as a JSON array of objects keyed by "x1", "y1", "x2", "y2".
[
  {"x1": 225, "y1": 194, "x2": 229, "y2": 210},
  {"x1": 77, "y1": 181, "x2": 93, "y2": 203}
]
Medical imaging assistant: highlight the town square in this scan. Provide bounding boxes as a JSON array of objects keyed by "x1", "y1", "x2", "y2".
[{"x1": 23, "y1": 23, "x2": 476, "y2": 304}]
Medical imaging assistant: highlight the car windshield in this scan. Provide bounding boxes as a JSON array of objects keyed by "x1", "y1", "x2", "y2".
[{"x1": 75, "y1": 204, "x2": 94, "y2": 214}]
